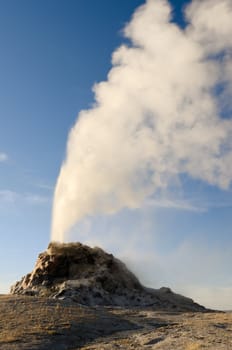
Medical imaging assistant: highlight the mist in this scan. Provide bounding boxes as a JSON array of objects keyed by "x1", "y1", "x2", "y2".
[{"x1": 51, "y1": 0, "x2": 232, "y2": 243}]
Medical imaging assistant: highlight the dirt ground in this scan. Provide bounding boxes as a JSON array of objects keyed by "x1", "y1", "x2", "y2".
[{"x1": 0, "y1": 295, "x2": 231, "y2": 350}]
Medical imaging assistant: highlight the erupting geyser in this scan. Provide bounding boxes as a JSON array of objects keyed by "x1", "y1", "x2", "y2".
[{"x1": 51, "y1": 0, "x2": 232, "y2": 243}]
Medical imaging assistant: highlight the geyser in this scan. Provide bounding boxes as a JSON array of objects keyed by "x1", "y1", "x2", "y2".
[
  {"x1": 52, "y1": 0, "x2": 232, "y2": 242},
  {"x1": 11, "y1": 241, "x2": 206, "y2": 311}
]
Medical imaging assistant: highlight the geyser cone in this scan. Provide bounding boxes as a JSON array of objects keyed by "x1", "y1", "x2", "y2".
[{"x1": 11, "y1": 242, "x2": 206, "y2": 311}]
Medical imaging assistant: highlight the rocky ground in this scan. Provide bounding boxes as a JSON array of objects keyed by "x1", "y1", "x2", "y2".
[
  {"x1": 6, "y1": 242, "x2": 232, "y2": 349},
  {"x1": 0, "y1": 294, "x2": 232, "y2": 350}
]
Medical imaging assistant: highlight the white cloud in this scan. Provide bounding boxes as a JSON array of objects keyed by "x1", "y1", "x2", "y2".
[
  {"x1": 0, "y1": 190, "x2": 51, "y2": 205},
  {"x1": 146, "y1": 191, "x2": 232, "y2": 212},
  {"x1": 35, "y1": 182, "x2": 54, "y2": 191},
  {"x1": 186, "y1": 0, "x2": 232, "y2": 55},
  {"x1": 63, "y1": 204, "x2": 232, "y2": 310},
  {"x1": 115, "y1": 237, "x2": 232, "y2": 310},
  {"x1": 51, "y1": 0, "x2": 232, "y2": 242},
  {"x1": 0, "y1": 152, "x2": 8, "y2": 162},
  {"x1": 145, "y1": 197, "x2": 206, "y2": 212}
]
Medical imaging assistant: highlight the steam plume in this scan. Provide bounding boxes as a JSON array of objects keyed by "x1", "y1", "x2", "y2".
[{"x1": 52, "y1": 0, "x2": 232, "y2": 242}]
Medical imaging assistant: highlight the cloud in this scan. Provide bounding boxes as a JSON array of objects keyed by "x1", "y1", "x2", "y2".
[
  {"x1": 0, "y1": 152, "x2": 8, "y2": 162},
  {"x1": 51, "y1": 0, "x2": 232, "y2": 243},
  {"x1": 0, "y1": 190, "x2": 51, "y2": 205},
  {"x1": 146, "y1": 189, "x2": 232, "y2": 212},
  {"x1": 115, "y1": 237, "x2": 232, "y2": 310},
  {"x1": 36, "y1": 183, "x2": 54, "y2": 191},
  {"x1": 186, "y1": 0, "x2": 232, "y2": 55},
  {"x1": 145, "y1": 197, "x2": 206, "y2": 212},
  {"x1": 63, "y1": 200, "x2": 232, "y2": 310},
  {"x1": 33, "y1": 182, "x2": 54, "y2": 192}
]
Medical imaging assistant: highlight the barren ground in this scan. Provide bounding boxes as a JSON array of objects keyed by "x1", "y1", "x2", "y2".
[{"x1": 0, "y1": 295, "x2": 231, "y2": 350}]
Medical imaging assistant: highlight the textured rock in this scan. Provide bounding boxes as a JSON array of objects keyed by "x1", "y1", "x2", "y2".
[{"x1": 11, "y1": 242, "x2": 206, "y2": 311}]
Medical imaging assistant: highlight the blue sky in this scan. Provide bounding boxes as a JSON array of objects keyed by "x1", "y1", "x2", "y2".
[{"x1": 0, "y1": 0, "x2": 232, "y2": 310}]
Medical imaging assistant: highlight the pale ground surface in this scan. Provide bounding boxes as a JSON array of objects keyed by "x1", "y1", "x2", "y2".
[
  {"x1": 81, "y1": 309, "x2": 232, "y2": 350},
  {"x1": 1, "y1": 295, "x2": 232, "y2": 350}
]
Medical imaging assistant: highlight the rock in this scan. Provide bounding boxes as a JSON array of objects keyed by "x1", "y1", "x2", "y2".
[{"x1": 11, "y1": 242, "x2": 206, "y2": 311}]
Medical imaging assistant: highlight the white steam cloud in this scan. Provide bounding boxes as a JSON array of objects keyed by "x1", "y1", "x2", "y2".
[{"x1": 52, "y1": 0, "x2": 232, "y2": 242}]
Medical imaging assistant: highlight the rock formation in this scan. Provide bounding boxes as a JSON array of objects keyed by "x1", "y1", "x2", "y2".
[{"x1": 11, "y1": 242, "x2": 206, "y2": 311}]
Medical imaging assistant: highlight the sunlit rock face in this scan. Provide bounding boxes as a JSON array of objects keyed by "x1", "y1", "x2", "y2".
[{"x1": 11, "y1": 242, "x2": 206, "y2": 311}]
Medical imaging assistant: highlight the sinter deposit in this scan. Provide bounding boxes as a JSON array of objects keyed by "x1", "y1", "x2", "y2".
[{"x1": 11, "y1": 242, "x2": 205, "y2": 311}]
